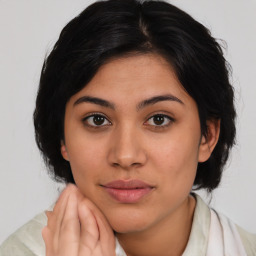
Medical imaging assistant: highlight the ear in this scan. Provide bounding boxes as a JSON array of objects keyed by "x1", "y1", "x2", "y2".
[
  {"x1": 198, "y1": 119, "x2": 220, "y2": 163},
  {"x1": 60, "y1": 140, "x2": 70, "y2": 161}
]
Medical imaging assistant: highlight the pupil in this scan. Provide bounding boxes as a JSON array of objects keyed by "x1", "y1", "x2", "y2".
[
  {"x1": 93, "y1": 116, "x2": 105, "y2": 125},
  {"x1": 154, "y1": 115, "x2": 164, "y2": 125}
]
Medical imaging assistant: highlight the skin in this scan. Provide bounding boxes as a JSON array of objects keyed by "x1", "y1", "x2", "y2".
[
  {"x1": 43, "y1": 54, "x2": 220, "y2": 256},
  {"x1": 42, "y1": 185, "x2": 116, "y2": 256}
]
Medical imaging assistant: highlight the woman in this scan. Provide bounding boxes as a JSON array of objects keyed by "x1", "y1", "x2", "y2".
[{"x1": 0, "y1": 0, "x2": 255, "y2": 255}]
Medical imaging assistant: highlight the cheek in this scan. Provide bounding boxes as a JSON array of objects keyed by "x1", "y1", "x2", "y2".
[
  {"x1": 151, "y1": 134, "x2": 199, "y2": 170},
  {"x1": 67, "y1": 138, "x2": 106, "y2": 180},
  {"x1": 67, "y1": 142, "x2": 107, "y2": 202},
  {"x1": 149, "y1": 133, "x2": 199, "y2": 193}
]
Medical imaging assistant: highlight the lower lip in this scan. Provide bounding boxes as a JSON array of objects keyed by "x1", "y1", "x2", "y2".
[{"x1": 103, "y1": 187, "x2": 153, "y2": 203}]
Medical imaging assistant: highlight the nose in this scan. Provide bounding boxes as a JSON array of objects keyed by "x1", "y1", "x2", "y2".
[{"x1": 107, "y1": 124, "x2": 147, "y2": 170}]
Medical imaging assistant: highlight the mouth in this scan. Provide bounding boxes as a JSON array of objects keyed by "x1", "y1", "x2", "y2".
[{"x1": 101, "y1": 179, "x2": 154, "y2": 203}]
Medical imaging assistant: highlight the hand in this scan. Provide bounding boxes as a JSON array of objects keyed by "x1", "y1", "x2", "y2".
[{"x1": 42, "y1": 184, "x2": 116, "y2": 256}]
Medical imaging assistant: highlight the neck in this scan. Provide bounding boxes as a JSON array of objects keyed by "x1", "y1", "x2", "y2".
[{"x1": 116, "y1": 195, "x2": 196, "y2": 256}]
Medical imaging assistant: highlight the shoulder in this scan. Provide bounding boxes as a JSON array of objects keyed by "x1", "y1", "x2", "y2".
[
  {"x1": 236, "y1": 224, "x2": 256, "y2": 256},
  {"x1": 0, "y1": 211, "x2": 47, "y2": 256}
]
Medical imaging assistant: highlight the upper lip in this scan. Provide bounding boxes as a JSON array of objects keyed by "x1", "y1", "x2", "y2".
[{"x1": 102, "y1": 179, "x2": 154, "y2": 189}]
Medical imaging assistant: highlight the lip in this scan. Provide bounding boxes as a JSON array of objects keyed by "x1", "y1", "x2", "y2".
[{"x1": 102, "y1": 179, "x2": 154, "y2": 203}]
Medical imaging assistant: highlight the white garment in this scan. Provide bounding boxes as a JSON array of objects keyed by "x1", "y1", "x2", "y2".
[{"x1": 206, "y1": 209, "x2": 247, "y2": 256}]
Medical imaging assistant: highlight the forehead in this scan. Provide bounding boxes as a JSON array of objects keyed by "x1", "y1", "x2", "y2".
[{"x1": 70, "y1": 54, "x2": 191, "y2": 105}]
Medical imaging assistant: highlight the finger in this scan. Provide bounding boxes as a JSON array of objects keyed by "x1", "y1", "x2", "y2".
[
  {"x1": 52, "y1": 184, "x2": 76, "y2": 215},
  {"x1": 46, "y1": 184, "x2": 76, "y2": 252},
  {"x1": 60, "y1": 192, "x2": 80, "y2": 244},
  {"x1": 85, "y1": 199, "x2": 114, "y2": 238},
  {"x1": 48, "y1": 186, "x2": 70, "y2": 230},
  {"x1": 54, "y1": 192, "x2": 80, "y2": 256},
  {"x1": 78, "y1": 200, "x2": 99, "y2": 251},
  {"x1": 91, "y1": 208, "x2": 116, "y2": 255},
  {"x1": 79, "y1": 199, "x2": 116, "y2": 254},
  {"x1": 49, "y1": 184, "x2": 79, "y2": 231},
  {"x1": 42, "y1": 226, "x2": 54, "y2": 256}
]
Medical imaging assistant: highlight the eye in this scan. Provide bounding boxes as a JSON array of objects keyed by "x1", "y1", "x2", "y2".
[
  {"x1": 145, "y1": 114, "x2": 173, "y2": 128},
  {"x1": 83, "y1": 114, "x2": 111, "y2": 127}
]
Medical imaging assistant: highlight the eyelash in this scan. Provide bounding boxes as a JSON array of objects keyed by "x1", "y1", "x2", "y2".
[{"x1": 82, "y1": 113, "x2": 174, "y2": 130}]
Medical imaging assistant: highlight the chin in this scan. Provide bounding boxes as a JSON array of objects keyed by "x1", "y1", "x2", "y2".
[{"x1": 106, "y1": 208, "x2": 152, "y2": 234}]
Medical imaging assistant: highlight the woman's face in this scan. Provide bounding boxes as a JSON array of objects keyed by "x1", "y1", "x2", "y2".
[{"x1": 61, "y1": 54, "x2": 210, "y2": 233}]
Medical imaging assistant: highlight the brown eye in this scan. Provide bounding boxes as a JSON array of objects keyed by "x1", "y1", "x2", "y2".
[
  {"x1": 145, "y1": 114, "x2": 173, "y2": 128},
  {"x1": 83, "y1": 114, "x2": 111, "y2": 127},
  {"x1": 93, "y1": 115, "x2": 105, "y2": 125},
  {"x1": 153, "y1": 115, "x2": 165, "y2": 125}
]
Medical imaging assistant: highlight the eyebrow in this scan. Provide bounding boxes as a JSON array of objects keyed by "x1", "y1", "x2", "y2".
[
  {"x1": 74, "y1": 96, "x2": 115, "y2": 109},
  {"x1": 73, "y1": 94, "x2": 184, "y2": 111},
  {"x1": 136, "y1": 94, "x2": 184, "y2": 111}
]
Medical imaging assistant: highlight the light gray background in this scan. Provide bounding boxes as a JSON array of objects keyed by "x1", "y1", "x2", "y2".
[{"x1": 0, "y1": 0, "x2": 255, "y2": 244}]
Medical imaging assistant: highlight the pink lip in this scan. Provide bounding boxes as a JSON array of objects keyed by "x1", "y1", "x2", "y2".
[{"x1": 102, "y1": 180, "x2": 154, "y2": 203}]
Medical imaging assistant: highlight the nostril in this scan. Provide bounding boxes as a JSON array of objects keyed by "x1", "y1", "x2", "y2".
[{"x1": 132, "y1": 162, "x2": 141, "y2": 166}]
